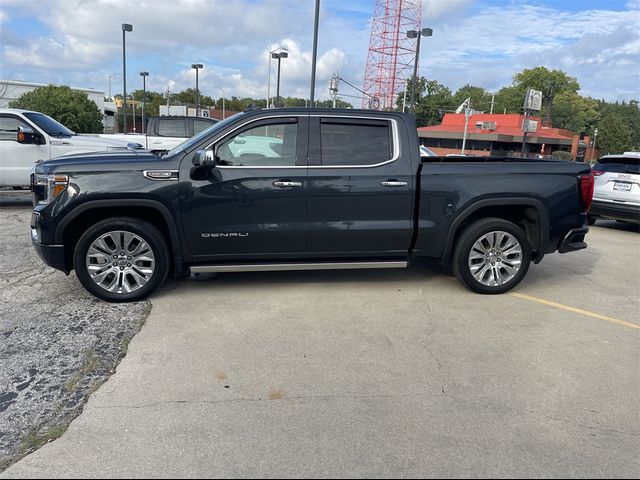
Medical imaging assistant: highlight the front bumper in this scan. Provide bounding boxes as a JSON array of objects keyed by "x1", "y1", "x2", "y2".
[
  {"x1": 32, "y1": 240, "x2": 69, "y2": 274},
  {"x1": 31, "y1": 212, "x2": 68, "y2": 274},
  {"x1": 590, "y1": 199, "x2": 640, "y2": 223},
  {"x1": 558, "y1": 226, "x2": 589, "y2": 254}
]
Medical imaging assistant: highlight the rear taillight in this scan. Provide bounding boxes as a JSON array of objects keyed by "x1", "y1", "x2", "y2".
[
  {"x1": 579, "y1": 173, "x2": 595, "y2": 213},
  {"x1": 591, "y1": 169, "x2": 605, "y2": 176}
]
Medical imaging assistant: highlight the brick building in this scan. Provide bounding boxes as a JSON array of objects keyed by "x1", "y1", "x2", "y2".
[{"x1": 418, "y1": 113, "x2": 598, "y2": 161}]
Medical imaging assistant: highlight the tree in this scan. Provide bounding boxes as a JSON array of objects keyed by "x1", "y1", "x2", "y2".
[
  {"x1": 551, "y1": 91, "x2": 598, "y2": 135},
  {"x1": 172, "y1": 88, "x2": 214, "y2": 107},
  {"x1": 492, "y1": 67, "x2": 581, "y2": 116},
  {"x1": 9, "y1": 85, "x2": 103, "y2": 133},
  {"x1": 400, "y1": 77, "x2": 453, "y2": 126},
  {"x1": 451, "y1": 84, "x2": 492, "y2": 113},
  {"x1": 596, "y1": 102, "x2": 640, "y2": 154},
  {"x1": 131, "y1": 89, "x2": 165, "y2": 117}
]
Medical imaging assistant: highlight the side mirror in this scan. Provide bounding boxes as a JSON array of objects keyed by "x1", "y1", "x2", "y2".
[
  {"x1": 17, "y1": 126, "x2": 39, "y2": 145},
  {"x1": 192, "y1": 149, "x2": 216, "y2": 167}
]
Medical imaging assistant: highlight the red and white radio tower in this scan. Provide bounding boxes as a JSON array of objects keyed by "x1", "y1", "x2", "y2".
[{"x1": 362, "y1": 0, "x2": 422, "y2": 110}]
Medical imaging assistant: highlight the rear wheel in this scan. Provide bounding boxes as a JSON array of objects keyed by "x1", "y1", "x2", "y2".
[
  {"x1": 452, "y1": 218, "x2": 531, "y2": 294},
  {"x1": 73, "y1": 217, "x2": 169, "y2": 302}
]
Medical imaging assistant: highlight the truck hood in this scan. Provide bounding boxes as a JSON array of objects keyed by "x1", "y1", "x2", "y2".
[
  {"x1": 35, "y1": 150, "x2": 165, "y2": 174},
  {"x1": 59, "y1": 134, "x2": 143, "y2": 149}
]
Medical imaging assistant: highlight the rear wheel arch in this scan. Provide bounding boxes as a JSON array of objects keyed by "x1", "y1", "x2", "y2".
[{"x1": 442, "y1": 198, "x2": 548, "y2": 265}]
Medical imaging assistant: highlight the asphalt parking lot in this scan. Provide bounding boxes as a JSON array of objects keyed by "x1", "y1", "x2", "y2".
[{"x1": 1, "y1": 193, "x2": 639, "y2": 478}]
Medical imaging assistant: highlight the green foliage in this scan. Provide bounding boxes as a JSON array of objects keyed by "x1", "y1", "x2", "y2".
[
  {"x1": 551, "y1": 150, "x2": 573, "y2": 160},
  {"x1": 130, "y1": 89, "x2": 165, "y2": 116},
  {"x1": 596, "y1": 110, "x2": 634, "y2": 155},
  {"x1": 451, "y1": 84, "x2": 492, "y2": 112},
  {"x1": 172, "y1": 88, "x2": 214, "y2": 107},
  {"x1": 9, "y1": 85, "x2": 103, "y2": 133},
  {"x1": 552, "y1": 91, "x2": 599, "y2": 135},
  {"x1": 400, "y1": 78, "x2": 453, "y2": 127}
]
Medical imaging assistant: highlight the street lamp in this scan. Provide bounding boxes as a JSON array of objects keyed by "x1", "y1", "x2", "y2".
[
  {"x1": 271, "y1": 51, "x2": 288, "y2": 107},
  {"x1": 267, "y1": 47, "x2": 287, "y2": 108},
  {"x1": 122, "y1": 23, "x2": 133, "y2": 133},
  {"x1": 140, "y1": 71, "x2": 149, "y2": 137},
  {"x1": 406, "y1": 27, "x2": 433, "y2": 114},
  {"x1": 108, "y1": 73, "x2": 121, "y2": 101},
  {"x1": 212, "y1": 86, "x2": 226, "y2": 119},
  {"x1": 191, "y1": 63, "x2": 203, "y2": 117}
]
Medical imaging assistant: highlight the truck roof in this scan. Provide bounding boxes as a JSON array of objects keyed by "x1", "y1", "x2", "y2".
[{"x1": 0, "y1": 107, "x2": 38, "y2": 115}]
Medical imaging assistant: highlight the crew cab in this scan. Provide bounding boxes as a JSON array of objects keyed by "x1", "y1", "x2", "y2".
[
  {"x1": 30, "y1": 108, "x2": 594, "y2": 302},
  {"x1": 0, "y1": 108, "x2": 140, "y2": 188},
  {"x1": 98, "y1": 115, "x2": 218, "y2": 154}
]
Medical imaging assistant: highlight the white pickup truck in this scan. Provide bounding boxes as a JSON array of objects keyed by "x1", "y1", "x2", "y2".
[
  {"x1": 98, "y1": 116, "x2": 219, "y2": 154},
  {"x1": 0, "y1": 108, "x2": 141, "y2": 188}
]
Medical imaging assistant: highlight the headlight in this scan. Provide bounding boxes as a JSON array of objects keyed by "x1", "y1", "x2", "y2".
[{"x1": 32, "y1": 174, "x2": 68, "y2": 205}]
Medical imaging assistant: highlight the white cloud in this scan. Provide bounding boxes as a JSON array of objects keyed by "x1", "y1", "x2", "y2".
[
  {"x1": 423, "y1": 0, "x2": 474, "y2": 20},
  {"x1": 0, "y1": 0, "x2": 638, "y2": 103}
]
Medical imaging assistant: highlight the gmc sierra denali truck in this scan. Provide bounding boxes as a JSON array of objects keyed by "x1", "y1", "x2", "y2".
[{"x1": 30, "y1": 108, "x2": 594, "y2": 302}]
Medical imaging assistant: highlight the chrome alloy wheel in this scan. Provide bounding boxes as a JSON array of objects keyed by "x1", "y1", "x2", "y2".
[
  {"x1": 468, "y1": 230, "x2": 523, "y2": 287},
  {"x1": 85, "y1": 230, "x2": 156, "y2": 294}
]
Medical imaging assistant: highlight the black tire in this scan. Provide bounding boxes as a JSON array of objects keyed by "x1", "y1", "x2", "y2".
[
  {"x1": 452, "y1": 217, "x2": 531, "y2": 294},
  {"x1": 587, "y1": 215, "x2": 597, "y2": 226},
  {"x1": 73, "y1": 217, "x2": 169, "y2": 302}
]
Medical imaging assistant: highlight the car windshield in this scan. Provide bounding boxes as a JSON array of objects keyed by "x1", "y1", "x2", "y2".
[
  {"x1": 165, "y1": 112, "x2": 245, "y2": 157},
  {"x1": 23, "y1": 112, "x2": 75, "y2": 137},
  {"x1": 594, "y1": 158, "x2": 640, "y2": 174}
]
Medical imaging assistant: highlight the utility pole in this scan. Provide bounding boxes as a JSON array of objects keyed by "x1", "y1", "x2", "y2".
[
  {"x1": 402, "y1": 77, "x2": 408, "y2": 112},
  {"x1": 329, "y1": 74, "x2": 339, "y2": 108},
  {"x1": 460, "y1": 98, "x2": 471, "y2": 154},
  {"x1": 490, "y1": 93, "x2": 495, "y2": 114}
]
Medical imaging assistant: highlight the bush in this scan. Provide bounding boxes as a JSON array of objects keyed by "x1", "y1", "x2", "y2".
[
  {"x1": 9, "y1": 85, "x2": 103, "y2": 133},
  {"x1": 551, "y1": 150, "x2": 573, "y2": 161}
]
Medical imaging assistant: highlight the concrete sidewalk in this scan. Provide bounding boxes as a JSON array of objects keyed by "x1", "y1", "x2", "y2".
[{"x1": 2, "y1": 224, "x2": 639, "y2": 478}]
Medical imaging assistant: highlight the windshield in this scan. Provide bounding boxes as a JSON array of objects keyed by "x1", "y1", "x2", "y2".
[
  {"x1": 165, "y1": 112, "x2": 245, "y2": 157},
  {"x1": 23, "y1": 112, "x2": 75, "y2": 137}
]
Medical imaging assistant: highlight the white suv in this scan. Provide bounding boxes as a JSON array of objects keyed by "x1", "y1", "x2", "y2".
[{"x1": 589, "y1": 152, "x2": 640, "y2": 224}]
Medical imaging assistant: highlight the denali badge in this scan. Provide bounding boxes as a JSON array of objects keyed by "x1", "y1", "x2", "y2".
[{"x1": 202, "y1": 233, "x2": 249, "y2": 238}]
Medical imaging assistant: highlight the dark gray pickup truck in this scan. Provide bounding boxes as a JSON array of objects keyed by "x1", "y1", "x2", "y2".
[{"x1": 30, "y1": 108, "x2": 594, "y2": 301}]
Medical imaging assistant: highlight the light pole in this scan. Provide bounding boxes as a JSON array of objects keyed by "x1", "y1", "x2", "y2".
[
  {"x1": 267, "y1": 47, "x2": 287, "y2": 108},
  {"x1": 122, "y1": 23, "x2": 133, "y2": 133},
  {"x1": 272, "y1": 51, "x2": 288, "y2": 107},
  {"x1": 212, "y1": 86, "x2": 226, "y2": 119},
  {"x1": 309, "y1": 0, "x2": 320, "y2": 107},
  {"x1": 406, "y1": 27, "x2": 433, "y2": 114},
  {"x1": 191, "y1": 63, "x2": 203, "y2": 117},
  {"x1": 108, "y1": 73, "x2": 121, "y2": 101},
  {"x1": 140, "y1": 71, "x2": 149, "y2": 139}
]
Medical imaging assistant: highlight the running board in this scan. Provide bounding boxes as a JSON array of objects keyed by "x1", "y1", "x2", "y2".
[{"x1": 190, "y1": 261, "x2": 408, "y2": 274}]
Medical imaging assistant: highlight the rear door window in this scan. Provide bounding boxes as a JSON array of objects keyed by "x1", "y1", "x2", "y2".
[{"x1": 320, "y1": 119, "x2": 393, "y2": 166}]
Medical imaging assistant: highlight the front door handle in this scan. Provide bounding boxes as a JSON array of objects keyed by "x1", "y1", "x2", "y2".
[
  {"x1": 273, "y1": 181, "x2": 302, "y2": 188},
  {"x1": 381, "y1": 180, "x2": 408, "y2": 187}
]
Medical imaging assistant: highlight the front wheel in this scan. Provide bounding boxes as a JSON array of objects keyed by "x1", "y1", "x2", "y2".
[
  {"x1": 73, "y1": 217, "x2": 169, "y2": 302},
  {"x1": 452, "y1": 218, "x2": 531, "y2": 294}
]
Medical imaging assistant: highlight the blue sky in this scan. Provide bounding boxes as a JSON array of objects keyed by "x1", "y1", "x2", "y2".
[{"x1": 0, "y1": 0, "x2": 638, "y2": 104}]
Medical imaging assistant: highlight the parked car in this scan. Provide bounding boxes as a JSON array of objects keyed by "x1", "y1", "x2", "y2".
[
  {"x1": 588, "y1": 152, "x2": 640, "y2": 225},
  {"x1": 98, "y1": 116, "x2": 219, "y2": 154},
  {"x1": 0, "y1": 108, "x2": 140, "y2": 188},
  {"x1": 419, "y1": 145, "x2": 436, "y2": 157},
  {"x1": 30, "y1": 108, "x2": 593, "y2": 302}
]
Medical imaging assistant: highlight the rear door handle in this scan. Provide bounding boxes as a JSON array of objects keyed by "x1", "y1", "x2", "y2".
[
  {"x1": 273, "y1": 181, "x2": 302, "y2": 188},
  {"x1": 381, "y1": 180, "x2": 408, "y2": 187}
]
